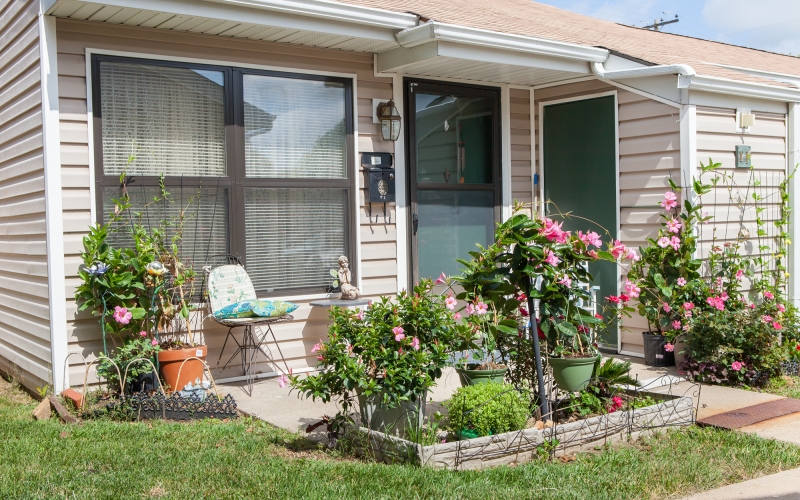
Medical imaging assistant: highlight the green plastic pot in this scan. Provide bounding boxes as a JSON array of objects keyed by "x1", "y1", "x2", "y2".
[
  {"x1": 455, "y1": 365, "x2": 508, "y2": 386},
  {"x1": 548, "y1": 355, "x2": 600, "y2": 392}
]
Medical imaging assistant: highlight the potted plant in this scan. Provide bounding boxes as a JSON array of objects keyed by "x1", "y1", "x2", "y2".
[
  {"x1": 76, "y1": 175, "x2": 204, "y2": 394},
  {"x1": 290, "y1": 279, "x2": 473, "y2": 437},
  {"x1": 626, "y1": 177, "x2": 708, "y2": 367},
  {"x1": 456, "y1": 203, "x2": 636, "y2": 393}
]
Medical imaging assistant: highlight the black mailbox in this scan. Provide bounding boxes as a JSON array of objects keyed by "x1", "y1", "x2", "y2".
[{"x1": 361, "y1": 152, "x2": 395, "y2": 203}]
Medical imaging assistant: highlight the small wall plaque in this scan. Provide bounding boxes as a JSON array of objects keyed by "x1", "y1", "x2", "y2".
[{"x1": 735, "y1": 145, "x2": 752, "y2": 169}]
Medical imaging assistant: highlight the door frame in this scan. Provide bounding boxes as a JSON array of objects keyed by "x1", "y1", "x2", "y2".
[
  {"x1": 538, "y1": 90, "x2": 622, "y2": 353},
  {"x1": 404, "y1": 77, "x2": 504, "y2": 286}
]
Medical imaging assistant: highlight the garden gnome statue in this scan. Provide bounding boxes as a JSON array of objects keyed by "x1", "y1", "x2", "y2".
[{"x1": 337, "y1": 256, "x2": 361, "y2": 300}]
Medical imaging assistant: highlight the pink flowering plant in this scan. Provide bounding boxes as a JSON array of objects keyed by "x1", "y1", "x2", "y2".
[{"x1": 289, "y1": 279, "x2": 473, "y2": 433}]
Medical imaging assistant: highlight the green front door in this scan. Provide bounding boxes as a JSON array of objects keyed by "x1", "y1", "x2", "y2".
[
  {"x1": 543, "y1": 95, "x2": 618, "y2": 348},
  {"x1": 407, "y1": 80, "x2": 501, "y2": 282}
]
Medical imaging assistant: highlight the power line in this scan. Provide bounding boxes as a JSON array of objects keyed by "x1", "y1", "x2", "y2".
[{"x1": 725, "y1": 16, "x2": 800, "y2": 36}]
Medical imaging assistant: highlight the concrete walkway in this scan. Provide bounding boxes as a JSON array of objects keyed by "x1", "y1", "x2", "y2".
[{"x1": 682, "y1": 467, "x2": 800, "y2": 499}]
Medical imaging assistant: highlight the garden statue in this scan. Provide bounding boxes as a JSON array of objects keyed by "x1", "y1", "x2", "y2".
[{"x1": 337, "y1": 256, "x2": 361, "y2": 300}]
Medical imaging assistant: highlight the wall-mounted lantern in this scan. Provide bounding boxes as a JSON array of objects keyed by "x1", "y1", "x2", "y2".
[{"x1": 377, "y1": 100, "x2": 401, "y2": 141}]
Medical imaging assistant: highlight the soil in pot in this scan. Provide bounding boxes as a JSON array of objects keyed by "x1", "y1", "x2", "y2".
[
  {"x1": 158, "y1": 345, "x2": 207, "y2": 393},
  {"x1": 456, "y1": 362, "x2": 508, "y2": 386},
  {"x1": 356, "y1": 388, "x2": 426, "y2": 437},
  {"x1": 642, "y1": 332, "x2": 675, "y2": 367},
  {"x1": 548, "y1": 355, "x2": 600, "y2": 392}
]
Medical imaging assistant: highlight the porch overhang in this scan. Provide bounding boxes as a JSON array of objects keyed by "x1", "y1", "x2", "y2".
[{"x1": 376, "y1": 22, "x2": 610, "y2": 86}]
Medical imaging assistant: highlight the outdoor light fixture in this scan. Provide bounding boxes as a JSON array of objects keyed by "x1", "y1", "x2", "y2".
[{"x1": 377, "y1": 100, "x2": 401, "y2": 141}]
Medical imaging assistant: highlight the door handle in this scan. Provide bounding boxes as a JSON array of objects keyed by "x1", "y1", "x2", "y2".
[{"x1": 412, "y1": 213, "x2": 419, "y2": 235}]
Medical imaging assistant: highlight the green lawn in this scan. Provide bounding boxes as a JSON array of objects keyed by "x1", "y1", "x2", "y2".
[
  {"x1": 3, "y1": 378, "x2": 800, "y2": 500},
  {"x1": 756, "y1": 375, "x2": 800, "y2": 399}
]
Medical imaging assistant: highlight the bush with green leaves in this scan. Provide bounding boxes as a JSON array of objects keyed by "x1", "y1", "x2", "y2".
[
  {"x1": 96, "y1": 336, "x2": 161, "y2": 392},
  {"x1": 290, "y1": 279, "x2": 474, "y2": 433},
  {"x1": 445, "y1": 383, "x2": 529, "y2": 438}
]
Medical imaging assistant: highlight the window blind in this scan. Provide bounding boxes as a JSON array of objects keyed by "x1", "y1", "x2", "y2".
[
  {"x1": 243, "y1": 74, "x2": 347, "y2": 179},
  {"x1": 244, "y1": 188, "x2": 347, "y2": 291},
  {"x1": 102, "y1": 186, "x2": 229, "y2": 270},
  {"x1": 100, "y1": 62, "x2": 226, "y2": 177}
]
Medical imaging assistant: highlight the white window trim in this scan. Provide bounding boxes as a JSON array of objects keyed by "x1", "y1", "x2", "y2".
[{"x1": 85, "y1": 47, "x2": 361, "y2": 302}]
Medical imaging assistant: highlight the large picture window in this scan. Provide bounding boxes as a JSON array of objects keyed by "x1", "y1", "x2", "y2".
[{"x1": 93, "y1": 56, "x2": 355, "y2": 296}]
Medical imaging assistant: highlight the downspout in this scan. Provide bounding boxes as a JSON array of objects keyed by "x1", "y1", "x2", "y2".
[{"x1": 591, "y1": 61, "x2": 696, "y2": 88}]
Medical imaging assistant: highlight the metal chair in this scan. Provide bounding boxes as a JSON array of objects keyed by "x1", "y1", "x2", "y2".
[{"x1": 202, "y1": 255, "x2": 292, "y2": 395}]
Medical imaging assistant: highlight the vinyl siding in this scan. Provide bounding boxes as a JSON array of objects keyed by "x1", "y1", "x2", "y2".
[
  {"x1": 0, "y1": 0, "x2": 52, "y2": 391},
  {"x1": 695, "y1": 107, "x2": 787, "y2": 296},
  {"x1": 510, "y1": 87, "x2": 532, "y2": 211},
  {"x1": 56, "y1": 19, "x2": 396, "y2": 385},
  {"x1": 534, "y1": 80, "x2": 681, "y2": 355}
]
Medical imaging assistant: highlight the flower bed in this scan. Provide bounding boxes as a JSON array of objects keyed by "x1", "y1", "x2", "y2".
[{"x1": 345, "y1": 388, "x2": 695, "y2": 470}]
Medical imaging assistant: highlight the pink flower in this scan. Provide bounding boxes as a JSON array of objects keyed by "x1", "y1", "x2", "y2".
[
  {"x1": 356, "y1": 309, "x2": 365, "y2": 321},
  {"x1": 558, "y1": 275, "x2": 572, "y2": 287},
  {"x1": 657, "y1": 237, "x2": 670, "y2": 249},
  {"x1": 595, "y1": 313, "x2": 603, "y2": 320},
  {"x1": 765, "y1": 291, "x2": 774, "y2": 300},
  {"x1": 435, "y1": 272, "x2": 447, "y2": 285},
  {"x1": 475, "y1": 302, "x2": 489, "y2": 315},
  {"x1": 660, "y1": 191, "x2": 678, "y2": 210},
  {"x1": 684, "y1": 302, "x2": 695, "y2": 310},
  {"x1": 606, "y1": 295, "x2": 621, "y2": 304},
  {"x1": 445, "y1": 296, "x2": 457, "y2": 310},
  {"x1": 676, "y1": 278, "x2": 686, "y2": 287},
  {"x1": 578, "y1": 231, "x2": 602, "y2": 247},
  {"x1": 625, "y1": 280, "x2": 641, "y2": 298},
  {"x1": 736, "y1": 269, "x2": 744, "y2": 280},
  {"x1": 454, "y1": 312, "x2": 461, "y2": 320},
  {"x1": 311, "y1": 342, "x2": 322, "y2": 353},
  {"x1": 670, "y1": 236, "x2": 681, "y2": 251},
  {"x1": 731, "y1": 361, "x2": 743, "y2": 372},
  {"x1": 685, "y1": 310, "x2": 693, "y2": 318},
  {"x1": 762, "y1": 315, "x2": 774, "y2": 323},
  {"x1": 626, "y1": 248, "x2": 640, "y2": 261},
  {"x1": 465, "y1": 303, "x2": 475, "y2": 316},
  {"x1": 587, "y1": 250, "x2": 599, "y2": 259},
  {"x1": 620, "y1": 293, "x2": 630, "y2": 303},
  {"x1": 672, "y1": 320, "x2": 681, "y2": 330},
  {"x1": 773, "y1": 321, "x2": 783, "y2": 331},
  {"x1": 543, "y1": 248, "x2": 560, "y2": 266},
  {"x1": 706, "y1": 296, "x2": 725, "y2": 311},
  {"x1": 664, "y1": 342, "x2": 675, "y2": 352},
  {"x1": 540, "y1": 218, "x2": 566, "y2": 243},
  {"x1": 393, "y1": 326, "x2": 405, "y2": 341},
  {"x1": 113, "y1": 306, "x2": 132, "y2": 325},
  {"x1": 278, "y1": 374, "x2": 289, "y2": 388},
  {"x1": 749, "y1": 303, "x2": 756, "y2": 309},
  {"x1": 662, "y1": 302, "x2": 671, "y2": 313},
  {"x1": 778, "y1": 304, "x2": 786, "y2": 313},
  {"x1": 151, "y1": 339, "x2": 158, "y2": 346},
  {"x1": 139, "y1": 331, "x2": 147, "y2": 337},
  {"x1": 610, "y1": 240, "x2": 627, "y2": 260},
  {"x1": 519, "y1": 307, "x2": 529, "y2": 317},
  {"x1": 666, "y1": 218, "x2": 682, "y2": 234},
  {"x1": 411, "y1": 337, "x2": 420, "y2": 351}
]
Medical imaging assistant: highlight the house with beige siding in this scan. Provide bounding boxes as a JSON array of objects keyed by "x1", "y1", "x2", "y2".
[{"x1": 2, "y1": 0, "x2": 800, "y2": 393}]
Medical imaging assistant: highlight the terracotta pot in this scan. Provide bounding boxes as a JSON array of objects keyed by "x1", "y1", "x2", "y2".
[{"x1": 158, "y1": 346, "x2": 207, "y2": 392}]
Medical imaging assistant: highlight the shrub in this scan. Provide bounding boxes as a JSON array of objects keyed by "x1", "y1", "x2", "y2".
[{"x1": 445, "y1": 383, "x2": 529, "y2": 438}]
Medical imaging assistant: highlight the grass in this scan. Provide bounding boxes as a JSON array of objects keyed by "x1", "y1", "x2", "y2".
[
  {"x1": 4, "y1": 378, "x2": 800, "y2": 500},
  {"x1": 754, "y1": 375, "x2": 800, "y2": 399}
]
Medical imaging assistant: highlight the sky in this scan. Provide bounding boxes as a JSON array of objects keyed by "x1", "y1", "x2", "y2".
[{"x1": 533, "y1": 0, "x2": 800, "y2": 56}]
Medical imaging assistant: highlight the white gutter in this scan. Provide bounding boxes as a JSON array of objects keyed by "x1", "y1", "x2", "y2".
[
  {"x1": 591, "y1": 61, "x2": 696, "y2": 88},
  {"x1": 689, "y1": 74, "x2": 800, "y2": 102},
  {"x1": 201, "y1": 0, "x2": 418, "y2": 29},
  {"x1": 396, "y1": 22, "x2": 609, "y2": 63}
]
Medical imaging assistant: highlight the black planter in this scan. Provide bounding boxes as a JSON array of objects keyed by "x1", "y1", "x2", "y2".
[
  {"x1": 642, "y1": 332, "x2": 675, "y2": 367},
  {"x1": 125, "y1": 370, "x2": 157, "y2": 394}
]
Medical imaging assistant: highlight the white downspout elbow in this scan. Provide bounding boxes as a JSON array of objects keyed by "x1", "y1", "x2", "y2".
[{"x1": 592, "y1": 61, "x2": 696, "y2": 88}]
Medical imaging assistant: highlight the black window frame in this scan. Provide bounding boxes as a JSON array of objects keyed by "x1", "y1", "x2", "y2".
[{"x1": 91, "y1": 55, "x2": 357, "y2": 297}]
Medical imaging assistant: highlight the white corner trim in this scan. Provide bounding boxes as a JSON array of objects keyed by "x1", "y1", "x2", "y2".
[
  {"x1": 393, "y1": 73, "x2": 409, "y2": 292},
  {"x1": 530, "y1": 86, "x2": 538, "y2": 216},
  {"x1": 395, "y1": 22, "x2": 608, "y2": 63},
  {"x1": 679, "y1": 104, "x2": 699, "y2": 260},
  {"x1": 501, "y1": 84, "x2": 512, "y2": 221},
  {"x1": 788, "y1": 102, "x2": 800, "y2": 306},
  {"x1": 39, "y1": 11, "x2": 67, "y2": 391}
]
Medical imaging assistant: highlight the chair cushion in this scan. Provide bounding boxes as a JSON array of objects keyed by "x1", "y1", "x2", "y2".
[
  {"x1": 207, "y1": 265, "x2": 257, "y2": 315},
  {"x1": 214, "y1": 301, "x2": 257, "y2": 319},
  {"x1": 249, "y1": 300, "x2": 299, "y2": 318}
]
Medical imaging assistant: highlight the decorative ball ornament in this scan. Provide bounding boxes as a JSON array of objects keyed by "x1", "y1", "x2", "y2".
[
  {"x1": 378, "y1": 179, "x2": 389, "y2": 197},
  {"x1": 146, "y1": 261, "x2": 166, "y2": 276}
]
